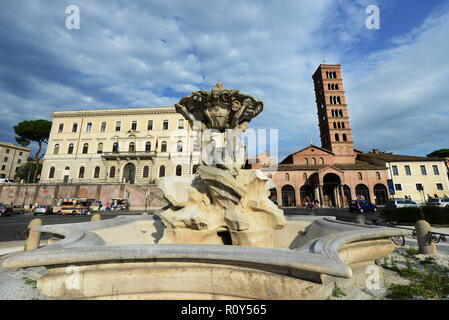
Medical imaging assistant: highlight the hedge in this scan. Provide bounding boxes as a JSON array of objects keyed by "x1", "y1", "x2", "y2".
[{"x1": 381, "y1": 207, "x2": 449, "y2": 225}]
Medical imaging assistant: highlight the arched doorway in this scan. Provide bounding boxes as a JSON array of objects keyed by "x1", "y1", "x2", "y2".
[
  {"x1": 300, "y1": 185, "x2": 314, "y2": 204},
  {"x1": 373, "y1": 184, "x2": 388, "y2": 205},
  {"x1": 123, "y1": 163, "x2": 136, "y2": 184},
  {"x1": 282, "y1": 185, "x2": 296, "y2": 207},
  {"x1": 355, "y1": 184, "x2": 370, "y2": 202},
  {"x1": 323, "y1": 173, "x2": 342, "y2": 207}
]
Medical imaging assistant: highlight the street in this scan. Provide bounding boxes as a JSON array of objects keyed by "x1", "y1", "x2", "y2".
[{"x1": 0, "y1": 207, "x2": 375, "y2": 242}]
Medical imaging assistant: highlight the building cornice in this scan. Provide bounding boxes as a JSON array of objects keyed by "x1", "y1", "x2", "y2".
[{"x1": 50, "y1": 107, "x2": 177, "y2": 119}]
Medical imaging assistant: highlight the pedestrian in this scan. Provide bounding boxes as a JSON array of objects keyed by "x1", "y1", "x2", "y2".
[
  {"x1": 408, "y1": 195, "x2": 412, "y2": 201},
  {"x1": 105, "y1": 202, "x2": 109, "y2": 212},
  {"x1": 434, "y1": 193, "x2": 439, "y2": 199},
  {"x1": 125, "y1": 201, "x2": 130, "y2": 212},
  {"x1": 274, "y1": 199, "x2": 278, "y2": 206},
  {"x1": 98, "y1": 201, "x2": 103, "y2": 211},
  {"x1": 404, "y1": 195, "x2": 408, "y2": 200}
]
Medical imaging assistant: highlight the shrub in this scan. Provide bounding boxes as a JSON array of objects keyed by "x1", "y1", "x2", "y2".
[{"x1": 381, "y1": 207, "x2": 449, "y2": 225}]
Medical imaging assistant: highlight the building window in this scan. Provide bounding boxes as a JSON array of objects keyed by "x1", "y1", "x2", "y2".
[
  {"x1": 433, "y1": 165, "x2": 440, "y2": 175},
  {"x1": 392, "y1": 165, "x2": 399, "y2": 176},
  {"x1": 304, "y1": 158, "x2": 308, "y2": 165},
  {"x1": 49, "y1": 167, "x2": 55, "y2": 179},
  {"x1": 341, "y1": 122, "x2": 345, "y2": 128},
  {"x1": 72, "y1": 123, "x2": 78, "y2": 133},
  {"x1": 159, "y1": 165, "x2": 165, "y2": 177},
  {"x1": 94, "y1": 166, "x2": 100, "y2": 179},
  {"x1": 53, "y1": 144, "x2": 59, "y2": 155},
  {"x1": 79, "y1": 167, "x2": 85, "y2": 179},
  {"x1": 376, "y1": 172, "x2": 381, "y2": 180},
  {"x1": 420, "y1": 165, "x2": 427, "y2": 175},
  {"x1": 109, "y1": 166, "x2": 116, "y2": 179},
  {"x1": 312, "y1": 158, "x2": 316, "y2": 165},
  {"x1": 404, "y1": 165, "x2": 412, "y2": 176},
  {"x1": 163, "y1": 120, "x2": 169, "y2": 130},
  {"x1": 342, "y1": 134, "x2": 347, "y2": 142},
  {"x1": 129, "y1": 142, "x2": 135, "y2": 153},
  {"x1": 58, "y1": 123, "x2": 64, "y2": 133},
  {"x1": 177, "y1": 141, "x2": 183, "y2": 152},
  {"x1": 178, "y1": 119, "x2": 184, "y2": 129},
  {"x1": 17, "y1": 159, "x2": 21, "y2": 164},
  {"x1": 86, "y1": 122, "x2": 92, "y2": 132},
  {"x1": 176, "y1": 165, "x2": 182, "y2": 176},
  {"x1": 115, "y1": 121, "x2": 121, "y2": 132},
  {"x1": 303, "y1": 173, "x2": 307, "y2": 181},
  {"x1": 19, "y1": 152, "x2": 23, "y2": 156},
  {"x1": 82, "y1": 143, "x2": 89, "y2": 154},
  {"x1": 97, "y1": 143, "x2": 103, "y2": 154},
  {"x1": 416, "y1": 183, "x2": 424, "y2": 191},
  {"x1": 131, "y1": 121, "x2": 138, "y2": 131},
  {"x1": 161, "y1": 141, "x2": 167, "y2": 152},
  {"x1": 335, "y1": 134, "x2": 339, "y2": 142},
  {"x1": 3, "y1": 157, "x2": 8, "y2": 162},
  {"x1": 1, "y1": 165, "x2": 5, "y2": 170},
  {"x1": 320, "y1": 158, "x2": 324, "y2": 165},
  {"x1": 358, "y1": 172, "x2": 363, "y2": 180},
  {"x1": 147, "y1": 120, "x2": 153, "y2": 130},
  {"x1": 436, "y1": 183, "x2": 444, "y2": 191},
  {"x1": 112, "y1": 142, "x2": 119, "y2": 153},
  {"x1": 285, "y1": 173, "x2": 289, "y2": 181},
  {"x1": 143, "y1": 166, "x2": 149, "y2": 178},
  {"x1": 145, "y1": 142, "x2": 151, "y2": 152},
  {"x1": 395, "y1": 184, "x2": 402, "y2": 191},
  {"x1": 100, "y1": 122, "x2": 107, "y2": 132}
]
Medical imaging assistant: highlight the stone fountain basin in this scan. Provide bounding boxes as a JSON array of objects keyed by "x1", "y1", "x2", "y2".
[{"x1": 2, "y1": 215, "x2": 408, "y2": 300}]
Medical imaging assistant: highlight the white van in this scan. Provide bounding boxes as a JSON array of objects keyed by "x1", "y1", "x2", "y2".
[{"x1": 0, "y1": 178, "x2": 16, "y2": 184}]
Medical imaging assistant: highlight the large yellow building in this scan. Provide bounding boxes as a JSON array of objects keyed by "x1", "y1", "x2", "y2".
[
  {"x1": 0, "y1": 142, "x2": 30, "y2": 180},
  {"x1": 40, "y1": 107, "x2": 202, "y2": 184},
  {"x1": 359, "y1": 151, "x2": 449, "y2": 203}
]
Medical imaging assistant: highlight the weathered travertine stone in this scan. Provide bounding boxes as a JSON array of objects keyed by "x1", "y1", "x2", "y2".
[
  {"x1": 91, "y1": 214, "x2": 101, "y2": 221},
  {"x1": 25, "y1": 218, "x2": 42, "y2": 251},
  {"x1": 415, "y1": 220, "x2": 437, "y2": 254},
  {"x1": 157, "y1": 166, "x2": 285, "y2": 247}
]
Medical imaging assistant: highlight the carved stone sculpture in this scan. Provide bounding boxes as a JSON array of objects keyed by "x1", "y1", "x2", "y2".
[{"x1": 156, "y1": 83, "x2": 285, "y2": 247}]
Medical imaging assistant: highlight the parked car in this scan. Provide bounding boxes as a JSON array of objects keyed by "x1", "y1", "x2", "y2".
[
  {"x1": 385, "y1": 198, "x2": 424, "y2": 209},
  {"x1": 349, "y1": 200, "x2": 377, "y2": 213},
  {"x1": 427, "y1": 198, "x2": 449, "y2": 207},
  {"x1": 9, "y1": 205, "x2": 26, "y2": 214},
  {"x1": 0, "y1": 204, "x2": 13, "y2": 217},
  {"x1": 33, "y1": 205, "x2": 54, "y2": 215},
  {"x1": 0, "y1": 178, "x2": 16, "y2": 184}
]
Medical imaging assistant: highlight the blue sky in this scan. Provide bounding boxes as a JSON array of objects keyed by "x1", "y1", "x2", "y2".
[{"x1": 1, "y1": 0, "x2": 448, "y2": 162}]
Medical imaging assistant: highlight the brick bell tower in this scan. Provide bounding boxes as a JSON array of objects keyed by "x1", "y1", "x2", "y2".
[{"x1": 312, "y1": 64, "x2": 356, "y2": 164}]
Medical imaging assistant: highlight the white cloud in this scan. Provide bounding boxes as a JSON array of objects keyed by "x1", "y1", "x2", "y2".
[{"x1": 0, "y1": 0, "x2": 448, "y2": 160}]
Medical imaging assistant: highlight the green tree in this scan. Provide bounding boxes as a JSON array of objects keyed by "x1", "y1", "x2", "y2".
[
  {"x1": 13, "y1": 120, "x2": 52, "y2": 183},
  {"x1": 14, "y1": 162, "x2": 42, "y2": 182},
  {"x1": 427, "y1": 149, "x2": 449, "y2": 158}
]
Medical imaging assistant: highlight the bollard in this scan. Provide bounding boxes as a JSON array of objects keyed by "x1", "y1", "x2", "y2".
[
  {"x1": 354, "y1": 214, "x2": 366, "y2": 225},
  {"x1": 142, "y1": 212, "x2": 149, "y2": 216},
  {"x1": 91, "y1": 213, "x2": 101, "y2": 221},
  {"x1": 25, "y1": 218, "x2": 42, "y2": 251},
  {"x1": 415, "y1": 220, "x2": 437, "y2": 254}
]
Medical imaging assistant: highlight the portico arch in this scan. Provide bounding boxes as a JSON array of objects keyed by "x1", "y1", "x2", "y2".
[
  {"x1": 355, "y1": 184, "x2": 370, "y2": 202},
  {"x1": 282, "y1": 185, "x2": 296, "y2": 207},
  {"x1": 322, "y1": 173, "x2": 342, "y2": 207}
]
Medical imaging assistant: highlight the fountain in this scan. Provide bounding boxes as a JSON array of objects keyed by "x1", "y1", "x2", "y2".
[{"x1": 2, "y1": 83, "x2": 407, "y2": 300}]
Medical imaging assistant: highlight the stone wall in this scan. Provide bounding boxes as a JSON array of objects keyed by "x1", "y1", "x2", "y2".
[{"x1": 0, "y1": 183, "x2": 166, "y2": 210}]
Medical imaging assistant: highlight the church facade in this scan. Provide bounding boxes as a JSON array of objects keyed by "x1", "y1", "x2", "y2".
[{"x1": 262, "y1": 64, "x2": 390, "y2": 208}]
